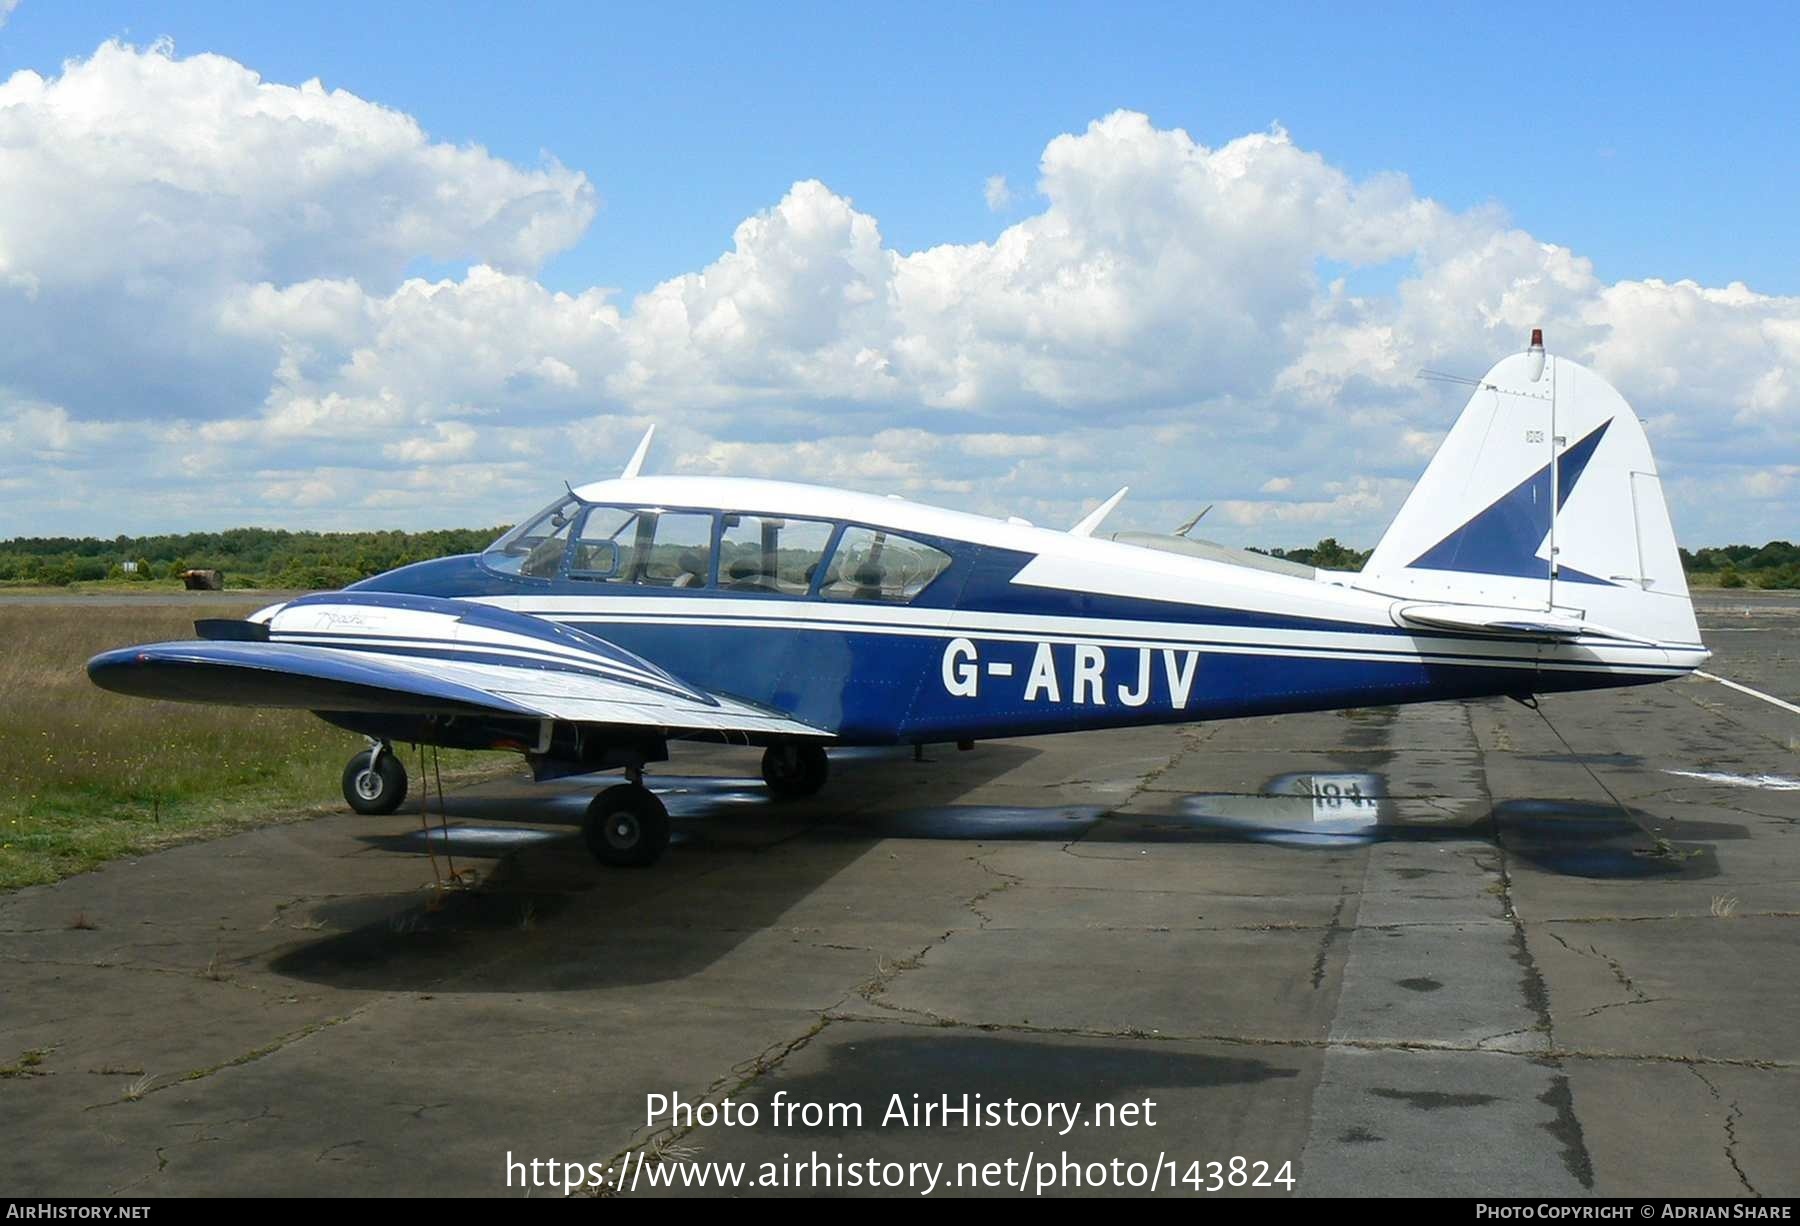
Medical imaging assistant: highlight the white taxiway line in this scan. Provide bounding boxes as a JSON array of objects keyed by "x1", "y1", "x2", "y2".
[
  {"x1": 1664, "y1": 769, "x2": 1800, "y2": 791},
  {"x1": 1695, "y1": 670, "x2": 1800, "y2": 717}
]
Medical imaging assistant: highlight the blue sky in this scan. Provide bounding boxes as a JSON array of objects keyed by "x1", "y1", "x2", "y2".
[
  {"x1": 5, "y1": 2, "x2": 1794, "y2": 299},
  {"x1": 0, "y1": 2, "x2": 1794, "y2": 546}
]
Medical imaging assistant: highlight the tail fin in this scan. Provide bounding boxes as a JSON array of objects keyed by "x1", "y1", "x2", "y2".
[{"x1": 1357, "y1": 336, "x2": 1701, "y2": 647}]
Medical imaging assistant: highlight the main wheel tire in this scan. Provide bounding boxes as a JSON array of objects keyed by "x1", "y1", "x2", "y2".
[
  {"x1": 342, "y1": 749, "x2": 408, "y2": 815},
  {"x1": 761, "y1": 743, "x2": 829, "y2": 800},
  {"x1": 584, "y1": 783, "x2": 671, "y2": 867}
]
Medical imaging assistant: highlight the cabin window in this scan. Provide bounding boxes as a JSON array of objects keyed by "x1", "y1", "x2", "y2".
[
  {"x1": 483, "y1": 497, "x2": 580, "y2": 578},
  {"x1": 569, "y1": 506, "x2": 634, "y2": 578},
  {"x1": 717, "y1": 514, "x2": 836, "y2": 595},
  {"x1": 819, "y1": 526, "x2": 951, "y2": 603},
  {"x1": 571, "y1": 506, "x2": 714, "y2": 587}
]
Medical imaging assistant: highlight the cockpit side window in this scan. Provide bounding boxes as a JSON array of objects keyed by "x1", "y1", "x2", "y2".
[
  {"x1": 570, "y1": 506, "x2": 635, "y2": 578},
  {"x1": 570, "y1": 506, "x2": 715, "y2": 588},
  {"x1": 481, "y1": 497, "x2": 580, "y2": 579},
  {"x1": 818, "y1": 526, "x2": 951, "y2": 603},
  {"x1": 717, "y1": 514, "x2": 836, "y2": 595}
]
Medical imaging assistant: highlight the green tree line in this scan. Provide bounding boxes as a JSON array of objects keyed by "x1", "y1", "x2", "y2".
[
  {"x1": 1250, "y1": 537, "x2": 1373, "y2": 570},
  {"x1": 1679, "y1": 541, "x2": 1800, "y2": 589},
  {"x1": 1, "y1": 528, "x2": 1794, "y2": 590},
  {"x1": 0, "y1": 526, "x2": 505, "y2": 590}
]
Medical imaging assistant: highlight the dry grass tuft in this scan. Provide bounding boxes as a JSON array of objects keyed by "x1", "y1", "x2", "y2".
[
  {"x1": 121, "y1": 1072, "x2": 158, "y2": 1101},
  {"x1": 0, "y1": 1048, "x2": 51, "y2": 1079}
]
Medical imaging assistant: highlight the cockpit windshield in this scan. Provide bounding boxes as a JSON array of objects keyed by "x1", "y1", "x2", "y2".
[
  {"x1": 482, "y1": 495, "x2": 582, "y2": 578},
  {"x1": 480, "y1": 492, "x2": 955, "y2": 601}
]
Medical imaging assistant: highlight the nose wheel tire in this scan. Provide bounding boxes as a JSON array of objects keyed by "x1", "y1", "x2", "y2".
[
  {"x1": 761, "y1": 743, "x2": 829, "y2": 800},
  {"x1": 342, "y1": 749, "x2": 408, "y2": 815},
  {"x1": 584, "y1": 783, "x2": 671, "y2": 867}
]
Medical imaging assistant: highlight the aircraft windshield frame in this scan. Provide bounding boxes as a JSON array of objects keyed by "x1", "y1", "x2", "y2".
[{"x1": 481, "y1": 494, "x2": 590, "y2": 578}]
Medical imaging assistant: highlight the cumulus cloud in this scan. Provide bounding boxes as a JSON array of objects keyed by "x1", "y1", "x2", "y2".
[
  {"x1": 0, "y1": 40, "x2": 595, "y2": 422},
  {"x1": 984, "y1": 174, "x2": 1013, "y2": 212},
  {"x1": 1, "y1": 43, "x2": 1795, "y2": 548}
]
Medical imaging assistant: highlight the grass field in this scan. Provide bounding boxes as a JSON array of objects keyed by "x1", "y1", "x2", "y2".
[{"x1": 0, "y1": 601, "x2": 499, "y2": 891}]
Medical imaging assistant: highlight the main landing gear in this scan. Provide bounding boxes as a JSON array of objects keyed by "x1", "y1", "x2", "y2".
[
  {"x1": 583, "y1": 769, "x2": 670, "y2": 868},
  {"x1": 761, "y1": 743, "x2": 829, "y2": 799},
  {"x1": 580, "y1": 742, "x2": 825, "y2": 869},
  {"x1": 342, "y1": 743, "x2": 408, "y2": 815},
  {"x1": 341, "y1": 739, "x2": 823, "y2": 869}
]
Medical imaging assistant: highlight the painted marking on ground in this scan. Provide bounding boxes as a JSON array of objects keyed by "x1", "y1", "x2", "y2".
[
  {"x1": 1664, "y1": 769, "x2": 1800, "y2": 792},
  {"x1": 1695, "y1": 670, "x2": 1800, "y2": 718}
]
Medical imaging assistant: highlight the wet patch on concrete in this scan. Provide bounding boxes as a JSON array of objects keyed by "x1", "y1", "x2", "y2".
[
  {"x1": 1537, "y1": 1075, "x2": 1595, "y2": 1189},
  {"x1": 1369, "y1": 1087, "x2": 1501, "y2": 1110},
  {"x1": 732, "y1": 1030, "x2": 1300, "y2": 1136},
  {"x1": 1522, "y1": 752, "x2": 1644, "y2": 769},
  {"x1": 849, "y1": 805, "x2": 1107, "y2": 841}
]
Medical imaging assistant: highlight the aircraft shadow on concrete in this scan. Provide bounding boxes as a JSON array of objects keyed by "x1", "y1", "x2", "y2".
[
  {"x1": 270, "y1": 744, "x2": 1043, "y2": 993},
  {"x1": 712, "y1": 1031, "x2": 1298, "y2": 1142},
  {"x1": 1109, "y1": 787, "x2": 1735, "y2": 882},
  {"x1": 831, "y1": 763, "x2": 1734, "y2": 883},
  {"x1": 270, "y1": 750, "x2": 1733, "y2": 993}
]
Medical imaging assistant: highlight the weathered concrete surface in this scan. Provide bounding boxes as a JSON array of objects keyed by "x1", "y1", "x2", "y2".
[{"x1": 1, "y1": 591, "x2": 1795, "y2": 1196}]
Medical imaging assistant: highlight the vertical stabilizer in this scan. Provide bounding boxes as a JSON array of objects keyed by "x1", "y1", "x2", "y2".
[{"x1": 1357, "y1": 339, "x2": 1699, "y2": 646}]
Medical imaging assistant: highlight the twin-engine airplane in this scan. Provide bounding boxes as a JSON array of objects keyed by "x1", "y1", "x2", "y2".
[{"x1": 90, "y1": 334, "x2": 1708, "y2": 866}]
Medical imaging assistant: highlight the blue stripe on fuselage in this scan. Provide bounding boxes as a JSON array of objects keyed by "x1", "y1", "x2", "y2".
[
  {"x1": 348, "y1": 545, "x2": 1670, "y2": 745},
  {"x1": 565, "y1": 620, "x2": 1672, "y2": 743}
]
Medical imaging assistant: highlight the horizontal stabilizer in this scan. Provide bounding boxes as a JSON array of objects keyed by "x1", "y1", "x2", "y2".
[{"x1": 1392, "y1": 602, "x2": 1653, "y2": 644}]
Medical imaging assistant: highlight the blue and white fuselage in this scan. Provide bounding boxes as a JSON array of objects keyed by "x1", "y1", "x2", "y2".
[
  {"x1": 86, "y1": 339, "x2": 1710, "y2": 865},
  {"x1": 341, "y1": 471, "x2": 1703, "y2": 747}
]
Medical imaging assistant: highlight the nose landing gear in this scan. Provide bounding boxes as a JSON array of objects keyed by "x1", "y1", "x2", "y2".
[{"x1": 342, "y1": 743, "x2": 408, "y2": 815}]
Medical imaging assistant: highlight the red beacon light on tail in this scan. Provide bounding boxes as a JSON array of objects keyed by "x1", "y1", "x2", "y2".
[{"x1": 1527, "y1": 327, "x2": 1546, "y2": 382}]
